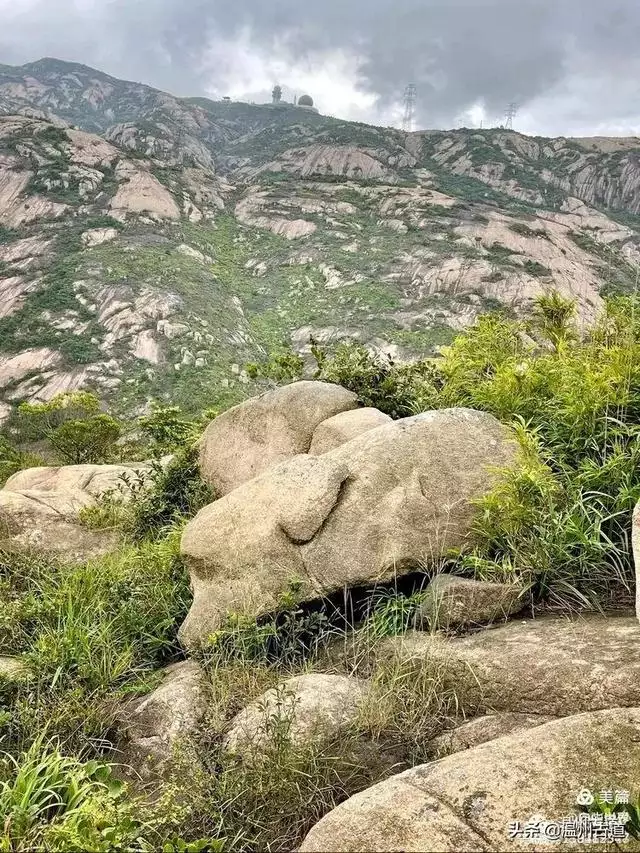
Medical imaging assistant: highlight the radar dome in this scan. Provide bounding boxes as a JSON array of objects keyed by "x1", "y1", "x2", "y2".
[{"x1": 298, "y1": 94, "x2": 314, "y2": 107}]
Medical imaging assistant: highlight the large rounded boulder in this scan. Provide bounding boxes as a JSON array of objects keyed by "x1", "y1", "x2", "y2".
[
  {"x1": 198, "y1": 381, "x2": 358, "y2": 495},
  {"x1": 179, "y1": 408, "x2": 518, "y2": 647}
]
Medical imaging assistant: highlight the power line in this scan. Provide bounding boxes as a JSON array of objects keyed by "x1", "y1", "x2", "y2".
[
  {"x1": 402, "y1": 83, "x2": 417, "y2": 132},
  {"x1": 504, "y1": 103, "x2": 518, "y2": 130}
]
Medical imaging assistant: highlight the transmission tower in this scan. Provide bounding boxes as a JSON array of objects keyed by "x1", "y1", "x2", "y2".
[
  {"x1": 402, "y1": 83, "x2": 417, "y2": 131},
  {"x1": 504, "y1": 103, "x2": 518, "y2": 130}
]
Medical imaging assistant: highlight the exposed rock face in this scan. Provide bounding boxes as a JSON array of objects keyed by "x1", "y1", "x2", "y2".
[
  {"x1": 109, "y1": 163, "x2": 180, "y2": 221},
  {"x1": 0, "y1": 462, "x2": 150, "y2": 561},
  {"x1": 0, "y1": 275, "x2": 43, "y2": 319},
  {"x1": 235, "y1": 189, "x2": 317, "y2": 239},
  {"x1": 0, "y1": 348, "x2": 62, "y2": 388},
  {"x1": 198, "y1": 381, "x2": 359, "y2": 495},
  {"x1": 428, "y1": 712, "x2": 556, "y2": 759},
  {"x1": 309, "y1": 408, "x2": 393, "y2": 455},
  {"x1": 116, "y1": 661, "x2": 207, "y2": 781},
  {"x1": 224, "y1": 674, "x2": 369, "y2": 759},
  {"x1": 385, "y1": 615, "x2": 640, "y2": 716},
  {"x1": 417, "y1": 575, "x2": 525, "y2": 630},
  {"x1": 2, "y1": 63, "x2": 640, "y2": 419},
  {"x1": 258, "y1": 144, "x2": 402, "y2": 181},
  {"x1": 81, "y1": 227, "x2": 118, "y2": 247},
  {"x1": 300, "y1": 707, "x2": 640, "y2": 852},
  {"x1": 180, "y1": 407, "x2": 517, "y2": 646}
]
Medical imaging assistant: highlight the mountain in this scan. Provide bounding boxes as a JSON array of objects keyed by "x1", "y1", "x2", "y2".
[{"x1": 1, "y1": 57, "x2": 640, "y2": 420}]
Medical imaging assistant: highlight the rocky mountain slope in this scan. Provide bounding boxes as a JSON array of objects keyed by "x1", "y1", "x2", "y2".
[{"x1": 1, "y1": 57, "x2": 640, "y2": 419}]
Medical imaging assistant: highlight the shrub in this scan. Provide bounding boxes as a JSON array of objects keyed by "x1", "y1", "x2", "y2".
[
  {"x1": 16, "y1": 392, "x2": 102, "y2": 442},
  {"x1": 37, "y1": 125, "x2": 70, "y2": 145},
  {"x1": 245, "y1": 348, "x2": 305, "y2": 384},
  {"x1": 49, "y1": 414, "x2": 122, "y2": 465},
  {"x1": 138, "y1": 406, "x2": 201, "y2": 456},
  {"x1": 124, "y1": 448, "x2": 214, "y2": 540},
  {"x1": 13, "y1": 392, "x2": 123, "y2": 466},
  {"x1": 311, "y1": 340, "x2": 441, "y2": 417},
  {"x1": 0, "y1": 436, "x2": 46, "y2": 487}
]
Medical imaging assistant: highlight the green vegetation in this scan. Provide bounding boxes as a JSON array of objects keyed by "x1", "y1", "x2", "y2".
[
  {"x1": 508, "y1": 222, "x2": 548, "y2": 239},
  {"x1": 3, "y1": 79, "x2": 640, "y2": 848},
  {"x1": 311, "y1": 292, "x2": 640, "y2": 609},
  {"x1": 14, "y1": 392, "x2": 123, "y2": 466},
  {"x1": 36, "y1": 125, "x2": 70, "y2": 145},
  {"x1": 523, "y1": 259, "x2": 552, "y2": 278}
]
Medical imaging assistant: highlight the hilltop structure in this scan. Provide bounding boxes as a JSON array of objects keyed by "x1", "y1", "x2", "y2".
[{"x1": 267, "y1": 86, "x2": 319, "y2": 113}]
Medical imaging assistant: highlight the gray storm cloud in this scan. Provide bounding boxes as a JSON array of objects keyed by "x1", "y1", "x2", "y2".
[{"x1": 1, "y1": 0, "x2": 640, "y2": 133}]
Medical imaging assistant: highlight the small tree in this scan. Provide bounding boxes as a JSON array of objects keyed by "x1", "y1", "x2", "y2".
[
  {"x1": 17, "y1": 392, "x2": 101, "y2": 442},
  {"x1": 15, "y1": 392, "x2": 122, "y2": 465},
  {"x1": 138, "y1": 405, "x2": 198, "y2": 456},
  {"x1": 49, "y1": 414, "x2": 122, "y2": 464}
]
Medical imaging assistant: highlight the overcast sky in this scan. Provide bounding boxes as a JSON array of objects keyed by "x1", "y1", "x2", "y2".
[{"x1": 1, "y1": 0, "x2": 640, "y2": 137}]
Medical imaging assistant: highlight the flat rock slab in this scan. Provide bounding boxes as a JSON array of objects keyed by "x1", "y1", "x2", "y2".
[
  {"x1": 385, "y1": 614, "x2": 640, "y2": 716},
  {"x1": 300, "y1": 707, "x2": 640, "y2": 852}
]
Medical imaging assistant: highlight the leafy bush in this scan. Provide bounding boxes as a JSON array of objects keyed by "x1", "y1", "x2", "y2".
[
  {"x1": 311, "y1": 340, "x2": 441, "y2": 417},
  {"x1": 14, "y1": 392, "x2": 123, "y2": 466},
  {"x1": 138, "y1": 406, "x2": 202, "y2": 456},
  {"x1": 245, "y1": 349, "x2": 304, "y2": 384},
  {"x1": 16, "y1": 392, "x2": 102, "y2": 441},
  {"x1": 37, "y1": 125, "x2": 70, "y2": 145},
  {"x1": 49, "y1": 414, "x2": 122, "y2": 465},
  {"x1": 124, "y1": 448, "x2": 214, "y2": 540},
  {"x1": 0, "y1": 436, "x2": 46, "y2": 487}
]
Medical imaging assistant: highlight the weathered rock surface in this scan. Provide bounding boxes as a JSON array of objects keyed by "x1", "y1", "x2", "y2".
[
  {"x1": 198, "y1": 381, "x2": 359, "y2": 495},
  {"x1": 0, "y1": 655, "x2": 29, "y2": 681},
  {"x1": 0, "y1": 462, "x2": 150, "y2": 561},
  {"x1": 309, "y1": 407, "x2": 393, "y2": 455},
  {"x1": 224, "y1": 674, "x2": 369, "y2": 759},
  {"x1": 384, "y1": 614, "x2": 640, "y2": 716},
  {"x1": 417, "y1": 575, "x2": 525, "y2": 630},
  {"x1": 116, "y1": 661, "x2": 206, "y2": 781},
  {"x1": 0, "y1": 348, "x2": 62, "y2": 388},
  {"x1": 180, "y1": 407, "x2": 517, "y2": 646},
  {"x1": 109, "y1": 163, "x2": 180, "y2": 221},
  {"x1": 300, "y1": 707, "x2": 640, "y2": 852},
  {"x1": 428, "y1": 712, "x2": 555, "y2": 759}
]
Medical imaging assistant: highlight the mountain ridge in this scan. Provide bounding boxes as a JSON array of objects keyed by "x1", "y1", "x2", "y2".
[{"x1": 0, "y1": 56, "x2": 639, "y2": 421}]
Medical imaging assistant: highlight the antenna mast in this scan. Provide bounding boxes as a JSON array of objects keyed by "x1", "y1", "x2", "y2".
[
  {"x1": 504, "y1": 103, "x2": 518, "y2": 130},
  {"x1": 402, "y1": 83, "x2": 417, "y2": 132}
]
